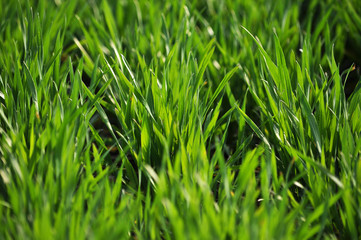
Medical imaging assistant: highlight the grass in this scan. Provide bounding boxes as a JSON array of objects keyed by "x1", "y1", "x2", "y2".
[{"x1": 0, "y1": 0, "x2": 361, "y2": 239}]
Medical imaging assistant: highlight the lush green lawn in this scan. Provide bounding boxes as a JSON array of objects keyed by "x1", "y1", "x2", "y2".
[{"x1": 1, "y1": 0, "x2": 361, "y2": 239}]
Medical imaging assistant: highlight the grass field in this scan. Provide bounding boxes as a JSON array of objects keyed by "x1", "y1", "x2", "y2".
[{"x1": 1, "y1": 0, "x2": 361, "y2": 239}]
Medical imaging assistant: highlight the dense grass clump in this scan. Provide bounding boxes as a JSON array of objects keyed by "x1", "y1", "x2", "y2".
[{"x1": 1, "y1": 0, "x2": 361, "y2": 239}]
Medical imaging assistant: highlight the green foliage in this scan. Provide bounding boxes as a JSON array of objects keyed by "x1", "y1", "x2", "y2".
[{"x1": 0, "y1": 0, "x2": 360, "y2": 239}]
